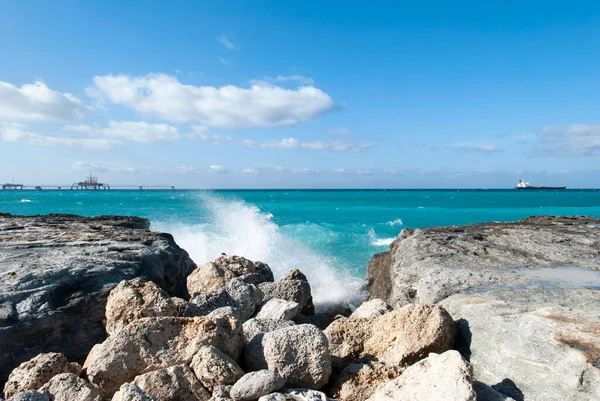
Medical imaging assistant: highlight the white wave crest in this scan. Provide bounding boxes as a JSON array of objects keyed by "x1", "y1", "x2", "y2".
[
  {"x1": 367, "y1": 228, "x2": 395, "y2": 247},
  {"x1": 154, "y1": 193, "x2": 365, "y2": 308},
  {"x1": 20, "y1": 199, "x2": 34, "y2": 203},
  {"x1": 386, "y1": 218, "x2": 403, "y2": 226}
]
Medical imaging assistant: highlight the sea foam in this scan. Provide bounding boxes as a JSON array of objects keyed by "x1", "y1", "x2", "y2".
[{"x1": 155, "y1": 193, "x2": 366, "y2": 308}]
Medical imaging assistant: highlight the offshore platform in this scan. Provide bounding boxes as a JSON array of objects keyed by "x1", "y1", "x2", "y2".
[
  {"x1": 2, "y1": 175, "x2": 174, "y2": 190},
  {"x1": 71, "y1": 175, "x2": 110, "y2": 190}
]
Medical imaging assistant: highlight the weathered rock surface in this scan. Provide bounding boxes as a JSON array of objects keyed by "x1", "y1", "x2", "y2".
[
  {"x1": 7, "y1": 391, "x2": 48, "y2": 401},
  {"x1": 187, "y1": 279, "x2": 263, "y2": 322},
  {"x1": 257, "y1": 325, "x2": 332, "y2": 389},
  {"x1": 349, "y1": 299, "x2": 390, "y2": 320},
  {"x1": 86, "y1": 315, "x2": 242, "y2": 396},
  {"x1": 442, "y1": 288, "x2": 600, "y2": 401},
  {"x1": 363, "y1": 303, "x2": 455, "y2": 366},
  {"x1": 366, "y1": 351, "x2": 476, "y2": 401},
  {"x1": 38, "y1": 373, "x2": 102, "y2": 401},
  {"x1": 190, "y1": 346, "x2": 244, "y2": 391},
  {"x1": 0, "y1": 214, "x2": 196, "y2": 387},
  {"x1": 367, "y1": 215, "x2": 600, "y2": 307},
  {"x1": 324, "y1": 317, "x2": 374, "y2": 366},
  {"x1": 258, "y1": 280, "x2": 312, "y2": 317},
  {"x1": 111, "y1": 383, "x2": 157, "y2": 401},
  {"x1": 105, "y1": 278, "x2": 187, "y2": 335},
  {"x1": 209, "y1": 386, "x2": 232, "y2": 401},
  {"x1": 187, "y1": 255, "x2": 273, "y2": 296},
  {"x1": 243, "y1": 319, "x2": 296, "y2": 371},
  {"x1": 258, "y1": 389, "x2": 330, "y2": 401},
  {"x1": 329, "y1": 359, "x2": 404, "y2": 401},
  {"x1": 133, "y1": 364, "x2": 210, "y2": 401},
  {"x1": 3, "y1": 353, "x2": 81, "y2": 399},
  {"x1": 255, "y1": 299, "x2": 299, "y2": 321},
  {"x1": 230, "y1": 371, "x2": 285, "y2": 401}
]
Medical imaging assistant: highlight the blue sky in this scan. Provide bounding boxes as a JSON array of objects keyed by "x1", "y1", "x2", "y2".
[{"x1": 1, "y1": 0, "x2": 599, "y2": 188}]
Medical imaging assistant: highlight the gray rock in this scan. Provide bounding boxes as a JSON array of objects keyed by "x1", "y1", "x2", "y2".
[
  {"x1": 209, "y1": 386, "x2": 232, "y2": 401},
  {"x1": 39, "y1": 373, "x2": 102, "y2": 401},
  {"x1": 255, "y1": 299, "x2": 299, "y2": 321},
  {"x1": 255, "y1": 324, "x2": 332, "y2": 389},
  {"x1": 8, "y1": 391, "x2": 48, "y2": 401},
  {"x1": 187, "y1": 279, "x2": 263, "y2": 322},
  {"x1": 230, "y1": 371, "x2": 285, "y2": 401},
  {"x1": 259, "y1": 281, "x2": 312, "y2": 317},
  {"x1": 133, "y1": 364, "x2": 210, "y2": 401},
  {"x1": 259, "y1": 389, "x2": 331, "y2": 401},
  {"x1": 242, "y1": 319, "x2": 296, "y2": 372},
  {"x1": 442, "y1": 288, "x2": 600, "y2": 401},
  {"x1": 0, "y1": 214, "x2": 196, "y2": 387},
  {"x1": 349, "y1": 299, "x2": 390, "y2": 320},
  {"x1": 190, "y1": 345, "x2": 244, "y2": 391},
  {"x1": 365, "y1": 351, "x2": 476, "y2": 401},
  {"x1": 111, "y1": 383, "x2": 157, "y2": 401}
]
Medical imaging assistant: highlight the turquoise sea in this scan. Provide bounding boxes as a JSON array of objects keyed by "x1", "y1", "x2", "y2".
[{"x1": 2, "y1": 189, "x2": 600, "y2": 304}]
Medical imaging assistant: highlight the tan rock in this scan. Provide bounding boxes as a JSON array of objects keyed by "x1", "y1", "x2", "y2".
[
  {"x1": 366, "y1": 351, "x2": 476, "y2": 401},
  {"x1": 363, "y1": 304, "x2": 455, "y2": 365},
  {"x1": 39, "y1": 373, "x2": 102, "y2": 401},
  {"x1": 350, "y1": 299, "x2": 391, "y2": 320},
  {"x1": 3, "y1": 353, "x2": 81, "y2": 399},
  {"x1": 86, "y1": 315, "x2": 242, "y2": 396},
  {"x1": 105, "y1": 278, "x2": 187, "y2": 335},
  {"x1": 324, "y1": 317, "x2": 374, "y2": 366},
  {"x1": 111, "y1": 383, "x2": 157, "y2": 401},
  {"x1": 187, "y1": 255, "x2": 273, "y2": 296},
  {"x1": 133, "y1": 365, "x2": 210, "y2": 401},
  {"x1": 329, "y1": 359, "x2": 404, "y2": 401},
  {"x1": 190, "y1": 345, "x2": 244, "y2": 391}
]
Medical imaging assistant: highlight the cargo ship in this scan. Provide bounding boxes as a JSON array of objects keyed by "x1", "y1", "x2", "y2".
[{"x1": 515, "y1": 180, "x2": 566, "y2": 190}]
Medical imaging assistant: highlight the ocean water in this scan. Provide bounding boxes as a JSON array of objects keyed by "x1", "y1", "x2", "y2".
[{"x1": 2, "y1": 189, "x2": 600, "y2": 306}]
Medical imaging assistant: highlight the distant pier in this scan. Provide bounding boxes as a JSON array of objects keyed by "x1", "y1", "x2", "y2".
[
  {"x1": 2, "y1": 175, "x2": 175, "y2": 191},
  {"x1": 2, "y1": 183, "x2": 24, "y2": 190},
  {"x1": 71, "y1": 175, "x2": 110, "y2": 190}
]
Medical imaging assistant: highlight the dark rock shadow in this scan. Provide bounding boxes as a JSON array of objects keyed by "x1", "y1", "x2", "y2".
[
  {"x1": 492, "y1": 378, "x2": 524, "y2": 401},
  {"x1": 454, "y1": 318, "x2": 472, "y2": 361}
]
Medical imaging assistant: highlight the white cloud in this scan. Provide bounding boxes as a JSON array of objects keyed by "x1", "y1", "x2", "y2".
[
  {"x1": 263, "y1": 75, "x2": 315, "y2": 85},
  {"x1": 217, "y1": 34, "x2": 238, "y2": 51},
  {"x1": 451, "y1": 144, "x2": 500, "y2": 153},
  {"x1": 209, "y1": 164, "x2": 227, "y2": 173},
  {"x1": 538, "y1": 124, "x2": 600, "y2": 156},
  {"x1": 0, "y1": 122, "x2": 121, "y2": 149},
  {"x1": 241, "y1": 137, "x2": 373, "y2": 152},
  {"x1": 240, "y1": 168, "x2": 260, "y2": 174},
  {"x1": 64, "y1": 121, "x2": 180, "y2": 143},
  {"x1": 328, "y1": 128, "x2": 352, "y2": 136},
  {"x1": 69, "y1": 161, "x2": 139, "y2": 173},
  {"x1": 87, "y1": 73, "x2": 335, "y2": 128},
  {"x1": 0, "y1": 80, "x2": 88, "y2": 121},
  {"x1": 188, "y1": 125, "x2": 233, "y2": 144}
]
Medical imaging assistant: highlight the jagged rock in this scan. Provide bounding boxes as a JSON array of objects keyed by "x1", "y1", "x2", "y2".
[
  {"x1": 230, "y1": 371, "x2": 285, "y2": 401},
  {"x1": 208, "y1": 307, "x2": 242, "y2": 320},
  {"x1": 209, "y1": 386, "x2": 232, "y2": 401},
  {"x1": 86, "y1": 315, "x2": 242, "y2": 396},
  {"x1": 363, "y1": 304, "x2": 455, "y2": 366},
  {"x1": 0, "y1": 214, "x2": 196, "y2": 387},
  {"x1": 105, "y1": 278, "x2": 187, "y2": 335},
  {"x1": 187, "y1": 279, "x2": 263, "y2": 322},
  {"x1": 255, "y1": 299, "x2": 299, "y2": 321},
  {"x1": 187, "y1": 255, "x2": 273, "y2": 296},
  {"x1": 258, "y1": 389, "x2": 330, "y2": 401},
  {"x1": 190, "y1": 346, "x2": 244, "y2": 391},
  {"x1": 259, "y1": 281, "x2": 312, "y2": 317},
  {"x1": 7, "y1": 391, "x2": 48, "y2": 401},
  {"x1": 38, "y1": 373, "x2": 102, "y2": 401},
  {"x1": 329, "y1": 359, "x2": 404, "y2": 401},
  {"x1": 3, "y1": 353, "x2": 81, "y2": 399},
  {"x1": 133, "y1": 364, "x2": 210, "y2": 401},
  {"x1": 111, "y1": 383, "x2": 157, "y2": 401},
  {"x1": 349, "y1": 299, "x2": 390, "y2": 320},
  {"x1": 442, "y1": 288, "x2": 600, "y2": 401},
  {"x1": 366, "y1": 351, "x2": 476, "y2": 401},
  {"x1": 255, "y1": 324, "x2": 332, "y2": 389},
  {"x1": 323, "y1": 317, "x2": 374, "y2": 366},
  {"x1": 243, "y1": 319, "x2": 296, "y2": 371}
]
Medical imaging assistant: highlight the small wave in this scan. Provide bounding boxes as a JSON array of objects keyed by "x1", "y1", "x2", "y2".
[
  {"x1": 367, "y1": 228, "x2": 395, "y2": 247},
  {"x1": 20, "y1": 199, "x2": 34, "y2": 203},
  {"x1": 386, "y1": 218, "x2": 403, "y2": 227}
]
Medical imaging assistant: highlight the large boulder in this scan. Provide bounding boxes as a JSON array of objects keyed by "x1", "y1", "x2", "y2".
[
  {"x1": 187, "y1": 279, "x2": 263, "y2": 322},
  {"x1": 111, "y1": 383, "x2": 157, "y2": 401},
  {"x1": 187, "y1": 255, "x2": 273, "y2": 296},
  {"x1": 258, "y1": 280, "x2": 312, "y2": 317},
  {"x1": 3, "y1": 353, "x2": 81, "y2": 399},
  {"x1": 105, "y1": 278, "x2": 187, "y2": 335},
  {"x1": 363, "y1": 304, "x2": 455, "y2": 365},
  {"x1": 366, "y1": 351, "x2": 476, "y2": 401},
  {"x1": 324, "y1": 317, "x2": 374, "y2": 366},
  {"x1": 190, "y1": 346, "x2": 244, "y2": 391},
  {"x1": 229, "y1": 370, "x2": 285, "y2": 401},
  {"x1": 243, "y1": 319, "x2": 296, "y2": 371},
  {"x1": 329, "y1": 359, "x2": 404, "y2": 401},
  {"x1": 349, "y1": 299, "x2": 390, "y2": 320},
  {"x1": 0, "y1": 214, "x2": 197, "y2": 387},
  {"x1": 254, "y1": 299, "x2": 299, "y2": 321},
  {"x1": 250, "y1": 324, "x2": 331, "y2": 389},
  {"x1": 442, "y1": 288, "x2": 600, "y2": 401},
  {"x1": 133, "y1": 364, "x2": 210, "y2": 401},
  {"x1": 38, "y1": 373, "x2": 102, "y2": 401},
  {"x1": 86, "y1": 315, "x2": 242, "y2": 396}
]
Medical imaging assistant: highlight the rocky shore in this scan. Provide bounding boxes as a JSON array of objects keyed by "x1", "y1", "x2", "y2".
[{"x1": 1, "y1": 214, "x2": 599, "y2": 400}]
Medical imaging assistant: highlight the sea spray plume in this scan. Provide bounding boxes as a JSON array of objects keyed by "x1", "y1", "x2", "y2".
[
  {"x1": 367, "y1": 228, "x2": 395, "y2": 247},
  {"x1": 156, "y1": 192, "x2": 365, "y2": 309}
]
